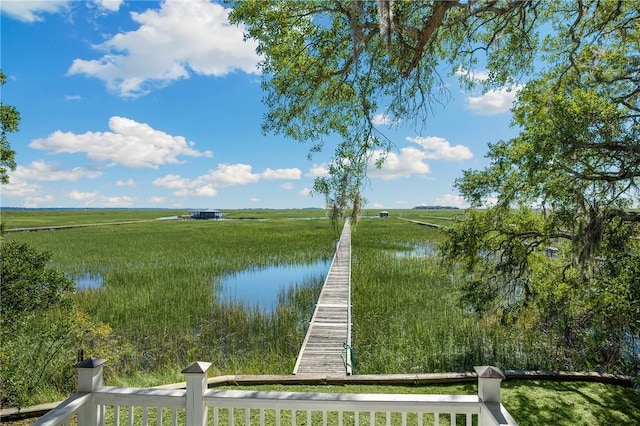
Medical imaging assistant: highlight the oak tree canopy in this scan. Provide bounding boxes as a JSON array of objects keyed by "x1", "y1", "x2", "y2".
[{"x1": 230, "y1": 0, "x2": 639, "y2": 372}]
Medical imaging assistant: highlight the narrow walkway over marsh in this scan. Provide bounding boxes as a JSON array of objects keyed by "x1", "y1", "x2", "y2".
[
  {"x1": 396, "y1": 217, "x2": 442, "y2": 228},
  {"x1": 293, "y1": 218, "x2": 352, "y2": 376}
]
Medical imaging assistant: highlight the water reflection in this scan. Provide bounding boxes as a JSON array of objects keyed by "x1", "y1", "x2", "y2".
[
  {"x1": 394, "y1": 242, "x2": 439, "y2": 258},
  {"x1": 215, "y1": 260, "x2": 330, "y2": 311},
  {"x1": 72, "y1": 273, "x2": 104, "y2": 289}
]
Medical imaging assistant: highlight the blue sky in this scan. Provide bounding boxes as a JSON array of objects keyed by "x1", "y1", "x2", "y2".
[{"x1": 1, "y1": 0, "x2": 520, "y2": 210}]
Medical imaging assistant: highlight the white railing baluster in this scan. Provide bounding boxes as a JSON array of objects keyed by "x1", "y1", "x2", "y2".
[{"x1": 29, "y1": 363, "x2": 516, "y2": 426}]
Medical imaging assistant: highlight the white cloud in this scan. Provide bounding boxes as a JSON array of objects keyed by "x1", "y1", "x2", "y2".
[
  {"x1": 371, "y1": 202, "x2": 385, "y2": 208},
  {"x1": 65, "y1": 190, "x2": 136, "y2": 207},
  {"x1": 406, "y1": 136, "x2": 473, "y2": 161},
  {"x1": 153, "y1": 163, "x2": 297, "y2": 197},
  {"x1": 281, "y1": 182, "x2": 294, "y2": 190},
  {"x1": 484, "y1": 196, "x2": 498, "y2": 207},
  {"x1": 0, "y1": 177, "x2": 40, "y2": 197},
  {"x1": 306, "y1": 163, "x2": 329, "y2": 178},
  {"x1": 261, "y1": 168, "x2": 301, "y2": 180},
  {"x1": 150, "y1": 196, "x2": 165, "y2": 203},
  {"x1": 30, "y1": 116, "x2": 212, "y2": 168},
  {"x1": 368, "y1": 147, "x2": 431, "y2": 180},
  {"x1": 299, "y1": 187, "x2": 311, "y2": 196},
  {"x1": 116, "y1": 178, "x2": 135, "y2": 187},
  {"x1": 67, "y1": 190, "x2": 98, "y2": 201},
  {"x1": 10, "y1": 161, "x2": 102, "y2": 182},
  {"x1": 95, "y1": 0, "x2": 123, "y2": 12},
  {"x1": 371, "y1": 113, "x2": 400, "y2": 126},
  {"x1": 65, "y1": 95, "x2": 82, "y2": 101},
  {"x1": 24, "y1": 195, "x2": 54, "y2": 208},
  {"x1": 187, "y1": 185, "x2": 217, "y2": 197},
  {"x1": 455, "y1": 68, "x2": 490, "y2": 83},
  {"x1": 1, "y1": 0, "x2": 68, "y2": 23},
  {"x1": 434, "y1": 194, "x2": 469, "y2": 209},
  {"x1": 250, "y1": 197, "x2": 261, "y2": 202},
  {"x1": 152, "y1": 174, "x2": 191, "y2": 189},
  {"x1": 67, "y1": 0, "x2": 260, "y2": 97},
  {"x1": 197, "y1": 163, "x2": 259, "y2": 187},
  {"x1": 465, "y1": 86, "x2": 522, "y2": 115},
  {"x1": 103, "y1": 196, "x2": 136, "y2": 207}
]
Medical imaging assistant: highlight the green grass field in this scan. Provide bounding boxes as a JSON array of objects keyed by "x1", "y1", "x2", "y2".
[{"x1": 2, "y1": 208, "x2": 638, "y2": 423}]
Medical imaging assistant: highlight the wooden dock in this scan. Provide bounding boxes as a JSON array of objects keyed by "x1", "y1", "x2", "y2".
[
  {"x1": 397, "y1": 217, "x2": 442, "y2": 228},
  {"x1": 293, "y1": 218, "x2": 352, "y2": 376}
]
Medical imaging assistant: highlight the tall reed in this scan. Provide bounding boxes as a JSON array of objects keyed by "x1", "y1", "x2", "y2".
[{"x1": 7, "y1": 218, "x2": 335, "y2": 379}]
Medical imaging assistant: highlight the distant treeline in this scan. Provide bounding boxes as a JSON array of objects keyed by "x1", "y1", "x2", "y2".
[{"x1": 412, "y1": 206, "x2": 460, "y2": 210}]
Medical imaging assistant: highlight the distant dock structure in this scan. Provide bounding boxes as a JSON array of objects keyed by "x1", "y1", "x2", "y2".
[{"x1": 188, "y1": 209, "x2": 222, "y2": 220}]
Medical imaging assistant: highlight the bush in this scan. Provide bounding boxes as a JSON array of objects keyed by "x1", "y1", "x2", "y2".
[{"x1": 0, "y1": 241, "x2": 125, "y2": 407}]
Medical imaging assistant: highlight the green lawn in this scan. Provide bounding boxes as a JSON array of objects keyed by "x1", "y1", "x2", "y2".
[{"x1": 214, "y1": 380, "x2": 640, "y2": 425}]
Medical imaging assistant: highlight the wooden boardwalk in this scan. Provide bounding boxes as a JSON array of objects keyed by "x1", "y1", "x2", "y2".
[
  {"x1": 293, "y1": 218, "x2": 352, "y2": 376},
  {"x1": 396, "y1": 217, "x2": 442, "y2": 228}
]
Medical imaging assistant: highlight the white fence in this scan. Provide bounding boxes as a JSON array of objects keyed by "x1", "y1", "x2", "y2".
[{"x1": 32, "y1": 359, "x2": 517, "y2": 425}]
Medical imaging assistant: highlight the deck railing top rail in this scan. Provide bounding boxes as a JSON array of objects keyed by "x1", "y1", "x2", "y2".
[{"x1": 31, "y1": 359, "x2": 517, "y2": 426}]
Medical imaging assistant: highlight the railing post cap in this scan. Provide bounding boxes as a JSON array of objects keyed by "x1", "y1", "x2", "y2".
[
  {"x1": 75, "y1": 357, "x2": 107, "y2": 369},
  {"x1": 182, "y1": 361, "x2": 212, "y2": 374},
  {"x1": 474, "y1": 365, "x2": 505, "y2": 379}
]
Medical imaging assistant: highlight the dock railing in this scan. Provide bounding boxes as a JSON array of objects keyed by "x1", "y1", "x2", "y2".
[{"x1": 31, "y1": 359, "x2": 517, "y2": 425}]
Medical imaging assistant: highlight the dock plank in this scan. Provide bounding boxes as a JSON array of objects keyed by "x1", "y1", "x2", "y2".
[{"x1": 293, "y1": 218, "x2": 352, "y2": 376}]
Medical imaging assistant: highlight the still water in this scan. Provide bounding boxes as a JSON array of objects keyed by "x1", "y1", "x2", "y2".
[
  {"x1": 72, "y1": 259, "x2": 330, "y2": 313},
  {"x1": 393, "y1": 242, "x2": 439, "y2": 258},
  {"x1": 73, "y1": 273, "x2": 103, "y2": 289},
  {"x1": 215, "y1": 259, "x2": 330, "y2": 311}
]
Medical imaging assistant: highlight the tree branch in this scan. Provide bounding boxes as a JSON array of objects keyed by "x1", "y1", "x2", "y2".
[{"x1": 402, "y1": 1, "x2": 458, "y2": 78}]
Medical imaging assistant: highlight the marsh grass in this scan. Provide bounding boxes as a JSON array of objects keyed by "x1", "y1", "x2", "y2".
[
  {"x1": 350, "y1": 217, "x2": 553, "y2": 374},
  {"x1": 0, "y1": 209, "x2": 186, "y2": 228},
  {"x1": 6, "y1": 218, "x2": 336, "y2": 381},
  {"x1": 6, "y1": 209, "x2": 634, "y2": 411}
]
